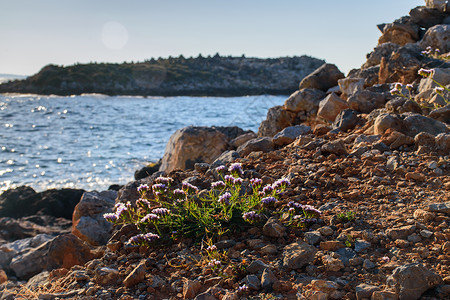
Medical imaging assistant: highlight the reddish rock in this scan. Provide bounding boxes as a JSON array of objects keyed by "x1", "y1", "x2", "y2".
[{"x1": 47, "y1": 233, "x2": 96, "y2": 270}]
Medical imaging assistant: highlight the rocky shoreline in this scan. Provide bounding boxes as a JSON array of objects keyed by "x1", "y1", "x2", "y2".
[
  {"x1": 0, "y1": 1, "x2": 450, "y2": 299},
  {"x1": 0, "y1": 56, "x2": 324, "y2": 97}
]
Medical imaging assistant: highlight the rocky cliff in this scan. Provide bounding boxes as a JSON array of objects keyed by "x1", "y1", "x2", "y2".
[{"x1": 0, "y1": 55, "x2": 324, "y2": 96}]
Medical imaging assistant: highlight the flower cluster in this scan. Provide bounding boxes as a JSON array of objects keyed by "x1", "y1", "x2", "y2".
[
  {"x1": 104, "y1": 202, "x2": 132, "y2": 224},
  {"x1": 152, "y1": 207, "x2": 170, "y2": 216},
  {"x1": 215, "y1": 165, "x2": 226, "y2": 174},
  {"x1": 418, "y1": 68, "x2": 435, "y2": 77},
  {"x1": 229, "y1": 163, "x2": 243, "y2": 177},
  {"x1": 261, "y1": 196, "x2": 277, "y2": 206},
  {"x1": 218, "y1": 192, "x2": 231, "y2": 206},
  {"x1": 211, "y1": 181, "x2": 226, "y2": 189},
  {"x1": 242, "y1": 211, "x2": 262, "y2": 224},
  {"x1": 250, "y1": 178, "x2": 262, "y2": 188},
  {"x1": 155, "y1": 176, "x2": 173, "y2": 186},
  {"x1": 206, "y1": 245, "x2": 217, "y2": 253},
  {"x1": 182, "y1": 182, "x2": 199, "y2": 194},
  {"x1": 173, "y1": 189, "x2": 186, "y2": 200},
  {"x1": 140, "y1": 213, "x2": 159, "y2": 223},
  {"x1": 128, "y1": 233, "x2": 160, "y2": 245},
  {"x1": 207, "y1": 259, "x2": 221, "y2": 268}
]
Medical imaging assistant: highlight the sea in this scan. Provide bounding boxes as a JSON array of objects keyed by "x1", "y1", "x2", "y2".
[{"x1": 0, "y1": 93, "x2": 286, "y2": 192}]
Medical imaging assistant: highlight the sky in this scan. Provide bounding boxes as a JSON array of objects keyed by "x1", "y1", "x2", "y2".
[{"x1": 1, "y1": 0, "x2": 424, "y2": 76}]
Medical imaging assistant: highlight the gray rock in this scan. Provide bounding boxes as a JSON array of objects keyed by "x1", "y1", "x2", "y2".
[
  {"x1": 0, "y1": 234, "x2": 53, "y2": 269},
  {"x1": 363, "y1": 42, "x2": 400, "y2": 69},
  {"x1": 283, "y1": 88, "x2": 326, "y2": 113},
  {"x1": 387, "y1": 263, "x2": 442, "y2": 300},
  {"x1": 258, "y1": 105, "x2": 296, "y2": 137},
  {"x1": 10, "y1": 239, "x2": 51, "y2": 280},
  {"x1": 347, "y1": 90, "x2": 386, "y2": 113},
  {"x1": 211, "y1": 151, "x2": 240, "y2": 168},
  {"x1": 272, "y1": 125, "x2": 311, "y2": 146},
  {"x1": 386, "y1": 225, "x2": 416, "y2": 240},
  {"x1": 321, "y1": 139, "x2": 348, "y2": 156},
  {"x1": 304, "y1": 231, "x2": 322, "y2": 245},
  {"x1": 420, "y1": 24, "x2": 450, "y2": 53},
  {"x1": 282, "y1": 241, "x2": 317, "y2": 270},
  {"x1": 72, "y1": 190, "x2": 117, "y2": 246},
  {"x1": 237, "y1": 137, "x2": 274, "y2": 157},
  {"x1": 427, "y1": 202, "x2": 450, "y2": 214},
  {"x1": 338, "y1": 77, "x2": 365, "y2": 97},
  {"x1": 247, "y1": 260, "x2": 271, "y2": 274},
  {"x1": 429, "y1": 105, "x2": 450, "y2": 124},
  {"x1": 241, "y1": 274, "x2": 261, "y2": 291},
  {"x1": 317, "y1": 93, "x2": 349, "y2": 122},
  {"x1": 261, "y1": 268, "x2": 278, "y2": 290},
  {"x1": 230, "y1": 132, "x2": 257, "y2": 148},
  {"x1": 333, "y1": 109, "x2": 361, "y2": 132},
  {"x1": 436, "y1": 133, "x2": 450, "y2": 152},
  {"x1": 363, "y1": 259, "x2": 376, "y2": 269},
  {"x1": 354, "y1": 240, "x2": 371, "y2": 253},
  {"x1": 299, "y1": 63, "x2": 345, "y2": 92},
  {"x1": 403, "y1": 113, "x2": 449, "y2": 136},
  {"x1": 262, "y1": 217, "x2": 286, "y2": 238},
  {"x1": 336, "y1": 248, "x2": 357, "y2": 265},
  {"x1": 214, "y1": 239, "x2": 236, "y2": 249},
  {"x1": 355, "y1": 283, "x2": 381, "y2": 300}
]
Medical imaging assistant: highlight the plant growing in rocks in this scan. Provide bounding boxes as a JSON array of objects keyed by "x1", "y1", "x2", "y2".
[
  {"x1": 104, "y1": 163, "x2": 319, "y2": 247},
  {"x1": 337, "y1": 210, "x2": 356, "y2": 223}
]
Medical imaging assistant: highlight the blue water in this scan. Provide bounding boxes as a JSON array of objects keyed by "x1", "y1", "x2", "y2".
[{"x1": 0, "y1": 94, "x2": 285, "y2": 192}]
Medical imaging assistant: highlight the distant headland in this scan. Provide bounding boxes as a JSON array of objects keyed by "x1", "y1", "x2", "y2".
[{"x1": 0, "y1": 55, "x2": 325, "y2": 97}]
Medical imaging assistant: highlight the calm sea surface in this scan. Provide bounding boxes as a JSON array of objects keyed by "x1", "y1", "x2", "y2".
[{"x1": 0, "y1": 94, "x2": 285, "y2": 192}]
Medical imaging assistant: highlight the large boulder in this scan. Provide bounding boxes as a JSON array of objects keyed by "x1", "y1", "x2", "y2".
[
  {"x1": 299, "y1": 64, "x2": 345, "y2": 92},
  {"x1": 283, "y1": 89, "x2": 326, "y2": 115},
  {"x1": 347, "y1": 90, "x2": 387, "y2": 113},
  {"x1": 410, "y1": 6, "x2": 449, "y2": 28},
  {"x1": 72, "y1": 191, "x2": 117, "y2": 246},
  {"x1": 377, "y1": 18, "x2": 419, "y2": 46},
  {"x1": 418, "y1": 68, "x2": 450, "y2": 93},
  {"x1": 363, "y1": 42, "x2": 400, "y2": 69},
  {"x1": 403, "y1": 113, "x2": 449, "y2": 136},
  {"x1": 420, "y1": 24, "x2": 450, "y2": 53},
  {"x1": 387, "y1": 263, "x2": 442, "y2": 300},
  {"x1": 47, "y1": 233, "x2": 96, "y2": 270},
  {"x1": 258, "y1": 105, "x2": 296, "y2": 137},
  {"x1": 0, "y1": 187, "x2": 84, "y2": 219},
  {"x1": 317, "y1": 93, "x2": 349, "y2": 122},
  {"x1": 159, "y1": 126, "x2": 230, "y2": 172},
  {"x1": 338, "y1": 77, "x2": 365, "y2": 97}
]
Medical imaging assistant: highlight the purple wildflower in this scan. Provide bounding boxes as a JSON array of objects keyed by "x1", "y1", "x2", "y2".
[
  {"x1": 434, "y1": 86, "x2": 445, "y2": 93},
  {"x1": 262, "y1": 184, "x2": 274, "y2": 195},
  {"x1": 206, "y1": 245, "x2": 217, "y2": 252},
  {"x1": 137, "y1": 184, "x2": 150, "y2": 193},
  {"x1": 173, "y1": 189, "x2": 186, "y2": 200},
  {"x1": 128, "y1": 233, "x2": 160, "y2": 245},
  {"x1": 418, "y1": 68, "x2": 434, "y2": 77},
  {"x1": 224, "y1": 175, "x2": 235, "y2": 185},
  {"x1": 390, "y1": 88, "x2": 400, "y2": 95},
  {"x1": 272, "y1": 178, "x2": 290, "y2": 190},
  {"x1": 229, "y1": 163, "x2": 243, "y2": 176},
  {"x1": 152, "y1": 183, "x2": 166, "y2": 192},
  {"x1": 115, "y1": 203, "x2": 128, "y2": 219},
  {"x1": 233, "y1": 177, "x2": 243, "y2": 186},
  {"x1": 207, "y1": 259, "x2": 221, "y2": 268},
  {"x1": 242, "y1": 211, "x2": 262, "y2": 224},
  {"x1": 103, "y1": 213, "x2": 118, "y2": 223},
  {"x1": 250, "y1": 178, "x2": 262, "y2": 188},
  {"x1": 152, "y1": 207, "x2": 170, "y2": 216},
  {"x1": 288, "y1": 207, "x2": 295, "y2": 214},
  {"x1": 287, "y1": 201, "x2": 302, "y2": 209},
  {"x1": 215, "y1": 165, "x2": 226, "y2": 174},
  {"x1": 261, "y1": 196, "x2": 278, "y2": 206},
  {"x1": 136, "y1": 198, "x2": 150, "y2": 208},
  {"x1": 140, "y1": 213, "x2": 159, "y2": 223},
  {"x1": 218, "y1": 192, "x2": 231, "y2": 205},
  {"x1": 406, "y1": 84, "x2": 414, "y2": 90},
  {"x1": 155, "y1": 176, "x2": 173, "y2": 186},
  {"x1": 182, "y1": 182, "x2": 199, "y2": 194},
  {"x1": 211, "y1": 181, "x2": 226, "y2": 189}
]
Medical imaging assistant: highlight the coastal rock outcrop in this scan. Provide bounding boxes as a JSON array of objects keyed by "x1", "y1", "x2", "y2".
[{"x1": 72, "y1": 191, "x2": 117, "y2": 246}]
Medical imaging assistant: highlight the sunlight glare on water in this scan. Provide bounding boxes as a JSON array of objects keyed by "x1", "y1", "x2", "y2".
[{"x1": 0, "y1": 94, "x2": 285, "y2": 192}]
